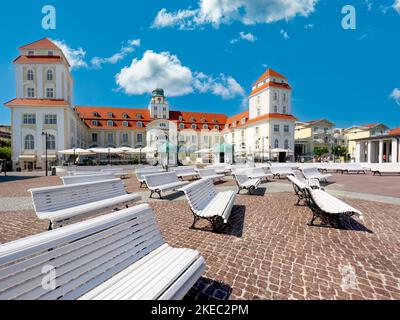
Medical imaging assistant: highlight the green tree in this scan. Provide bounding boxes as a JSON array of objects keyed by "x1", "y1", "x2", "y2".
[
  {"x1": 332, "y1": 145, "x2": 347, "y2": 158},
  {"x1": 314, "y1": 146, "x2": 329, "y2": 157},
  {"x1": 0, "y1": 146, "x2": 11, "y2": 160}
]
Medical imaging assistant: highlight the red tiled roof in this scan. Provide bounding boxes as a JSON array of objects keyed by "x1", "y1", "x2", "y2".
[
  {"x1": 389, "y1": 128, "x2": 400, "y2": 135},
  {"x1": 226, "y1": 111, "x2": 249, "y2": 127},
  {"x1": 362, "y1": 123, "x2": 381, "y2": 129},
  {"x1": 20, "y1": 38, "x2": 59, "y2": 50},
  {"x1": 14, "y1": 55, "x2": 63, "y2": 64},
  {"x1": 254, "y1": 68, "x2": 287, "y2": 86},
  {"x1": 5, "y1": 98, "x2": 70, "y2": 107},
  {"x1": 246, "y1": 113, "x2": 297, "y2": 126},
  {"x1": 75, "y1": 107, "x2": 227, "y2": 131},
  {"x1": 249, "y1": 81, "x2": 291, "y2": 97}
]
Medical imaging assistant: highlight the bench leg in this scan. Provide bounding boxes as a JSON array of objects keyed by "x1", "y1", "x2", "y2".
[
  {"x1": 190, "y1": 215, "x2": 200, "y2": 229},
  {"x1": 140, "y1": 181, "x2": 147, "y2": 188},
  {"x1": 48, "y1": 221, "x2": 54, "y2": 231}
]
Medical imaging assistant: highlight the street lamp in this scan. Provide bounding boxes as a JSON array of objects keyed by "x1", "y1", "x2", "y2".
[{"x1": 41, "y1": 131, "x2": 48, "y2": 177}]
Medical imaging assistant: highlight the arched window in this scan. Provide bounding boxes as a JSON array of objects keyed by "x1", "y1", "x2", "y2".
[
  {"x1": 47, "y1": 135, "x2": 56, "y2": 150},
  {"x1": 137, "y1": 121, "x2": 143, "y2": 128},
  {"x1": 27, "y1": 70, "x2": 34, "y2": 81},
  {"x1": 215, "y1": 125, "x2": 220, "y2": 130},
  {"x1": 122, "y1": 121, "x2": 129, "y2": 127},
  {"x1": 107, "y1": 121, "x2": 114, "y2": 127},
  {"x1": 274, "y1": 139, "x2": 279, "y2": 149},
  {"x1": 179, "y1": 123, "x2": 185, "y2": 129},
  {"x1": 123, "y1": 113, "x2": 128, "y2": 119},
  {"x1": 24, "y1": 135, "x2": 35, "y2": 150},
  {"x1": 203, "y1": 124, "x2": 208, "y2": 129},
  {"x1": 91, "y1": 120, "x2": 99, "y2": 126},
  {"x1": 47, "y1": 70, "x2": 53, "y2": 81},
  {"x1": 191, "y1": 124, "x2": 197, "y2": 129},
  {"x1": 284, "y1": 139, "x2": 289, "y2": 150}
]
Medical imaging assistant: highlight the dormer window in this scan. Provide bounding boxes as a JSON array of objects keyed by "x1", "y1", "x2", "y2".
[
  {"x1": 137, "y1": 121, "x2": 143, "y2": 128},
  {"x1": 136, "y1": 114, "x2": 142, "y2": 119},
  {"x1": 232, "y1": 121, "x2": 237, "y2": 127},
  {"x1": 92, "y1": 120, "x2": 99, "y2": 126},
  {"x1": 122, "y1": 121, "x2": 129, "y2": 127},
  {"x1": 213, "y1": 119, "x2": 217, "y2": 123},
  {"x1": 225, "y1": 124, "x2": 229, "y2": 129},
  {"x1": 203, "y1": 124, "x2": 208, "y2": 129},
  {"x1": 190, "y1": 117, "x2": 195, "y2": 122},
  {"x1": 123, "y1": 113, "x2": 128, "y2": 119},
  {"x1": 107, "y1": 112, "x2": 114, "y2": 118},
  {"x1": 191, "y1": 124, "x2": 197, "y2": 129},
  {"x1": 179, "y1": 123, "x2": 185, "y2": 129},
  {"x1": 107, "y1": 120, "x2": 114, "y2": 127},
  {"x1": 201, "y1": 117, "x2": 206, "y2": 123},
  {"x1": 92, "y1": 112, "x2": 100, "y2": 117},
  {"x1": 179, "y1": 116, "x2": 183, "y2": 121},
  {"x1": 241, "y1": 118, "x2": 246, "y2": 125},
  {"x1": 215, "y1": 125, "x2": 220, "y2": 130}
]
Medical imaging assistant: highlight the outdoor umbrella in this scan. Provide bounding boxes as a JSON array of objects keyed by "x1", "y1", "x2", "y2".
[
  {"x1": 88, "y1": 147, "x2": 120, "y2": 165},
  {"x1": 58, "y1": 148, "x2": 93, "y2": 165}
]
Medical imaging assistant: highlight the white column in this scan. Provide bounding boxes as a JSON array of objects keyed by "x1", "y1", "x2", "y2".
[
  {"x1": 355, "y1": 142, "x2": 361, "y2": 163},
  {"x1": 367, "y1": 141, "x2": 372, "y2": 163},
  {"x1": 392, "y1": 139, "x2": 398, "y2": 163},
  {"x1": 378, "y1": 140, "x2": 383, "y2": 163}
]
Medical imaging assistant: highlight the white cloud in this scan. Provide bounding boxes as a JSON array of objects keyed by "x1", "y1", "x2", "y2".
[
  {"x1": 152, "y1": 8, "x2": 199, "y2": 30},
  {"x1": 230, "y1": 31, "x2": 257, "y2": 44},
  {"x1": 390, "y1": 88, "x2": 400, "y2": 105},
  {"x1": 280, "y1": 29, "x2": 290, "y2": 39},
  {"x1": 91, "y1": 39, "x2": 141, "y2": 69},
  {"x1": 51, "y1": 39, "x2": 88, "y2": 70},
  {"x1": 115, "y1": 50, "x2": 245, "y2": 99},
  {"x1": 394, "y1": 0, "x2": 400, "y2": 13},
  {"x1": 364, "y1": 0, "x2": 372, "y2": 11},
  {"x1": 152, "y1": 0, "x2": 319, "y2": 29}
]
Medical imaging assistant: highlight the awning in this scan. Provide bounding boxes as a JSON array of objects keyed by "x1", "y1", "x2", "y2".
[
  {"x1": 40, "y1": 155, "x2": 57, "y2": 160},
  {"x1": 19, "y1": 155, "x2": 36, "y2": 161},
  {"x1": 213, "y1": 143, "x2": 233, "y2": 153}
]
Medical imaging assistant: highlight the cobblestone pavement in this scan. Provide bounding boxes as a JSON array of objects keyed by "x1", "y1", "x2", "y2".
[{"x1": 0, "y1": 173, "x2": 400, "y2": 300}]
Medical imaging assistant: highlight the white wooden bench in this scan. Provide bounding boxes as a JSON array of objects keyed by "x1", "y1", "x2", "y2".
[
  {"x1": 233, "y1": 174, "x2": 262, "y2": 195},
  {"x1": 270, "y1": 166, "x2": 294, "y2": 179},
  {"x1": 61, "y1": 173, "x2": 115, "y2": 185},
  {"x1": 179, "y1": 178, "x2": 236, "y2": 231},
  {"x1": 135, "y1": 168, "x2": 165, "y2": 188},
  {"x1": 305, "y1": 187, "x2": 363, "y2": 228},
  {"x1": 29, "y1": 179, "x2": 141, "y2": 229},
  {"x1": 101, "y1": 168, "x2": 129, "y2": 179},
  {"x1": 301, "y1": 167, "x2": 332, "y2": 182},
  {"x1": 69, "y1": 171, "x2": 104, "y2": 176},
  {"x1": 173, "y1": 166, "x2": 200, "y2": 180},
  {"x1": 0, "y1": 204, "x2": 205, "y2": 300},
  {"x1": 287, "y1": 171, "x2": 321, "y2": 206},
  {"x1": 144, "y1": 172, "x2": 189, "y2": 199},
  {"x1": 234, "y1": 167, "x2": 272, "y2": 181},
  {"x1": 205, "y1": 165, "x2": 231, "y2": 175},
  {"x1": 370, "y1": 164, "x2": 400, "y2": 176},
  {"x1": 198, "y1": 169, "x2": 225, "y2": 182}
]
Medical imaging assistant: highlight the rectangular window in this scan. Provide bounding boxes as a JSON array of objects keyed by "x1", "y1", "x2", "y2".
[
  {"x1": 314, "y1": 126, "x2": 319, "y2": 133},
  {"x1": 191, "y1": 136, "x2": 197, "y2": 143},
  {"x1": 28, "y1": 51, "x2": 34, "y2": 56},
  {"x1": 274, "y1": 125, "x2": 280, "y2": 132},
  {"x1": 107, "y1": 133, "x2": 113, "y2": 144},
  {"x1": 137, "y1": 133, "x2": 143, "y2": 143},
  {"x1": 27, "y1": 88, "x2": 35, "y2": 98},
  {"x1": 122, "y1": 133, "x2": 129, "y2": 144},
  {"x1": 48, "y1": 51, "x2": 53, "y2": 56},
  {"x1": 284, "y1": 125, "x2": 289, "y2": 133},
  {"x1": 23, "y1": 114, "x2": 36, "y2": 125},
  {"x1": 46, "y1": 88, "x2": 54, "y2": 98},
  {"x1": 44, "y1": 114, "x2": 57, "y2": 125},
  {"x1": 92, "y1": 133, "x2": 98, "y2": 143}
]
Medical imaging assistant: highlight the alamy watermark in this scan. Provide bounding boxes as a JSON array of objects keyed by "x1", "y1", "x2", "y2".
[
  {"x1": 42, "y1": 5, "x2": 56, "y2": 30},
  {"x1": 41, "y1": 265, "x2": 57, "y2": 291}
]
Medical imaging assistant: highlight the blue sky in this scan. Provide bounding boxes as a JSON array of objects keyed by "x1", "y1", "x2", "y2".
[{"x1": 0, "y1": 0, "x2": 399, "y2": 128}]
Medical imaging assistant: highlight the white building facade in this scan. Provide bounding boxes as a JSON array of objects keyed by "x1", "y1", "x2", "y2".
[{"x1": 5, "y1": 38, "x2": 296, "y2": 170}]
